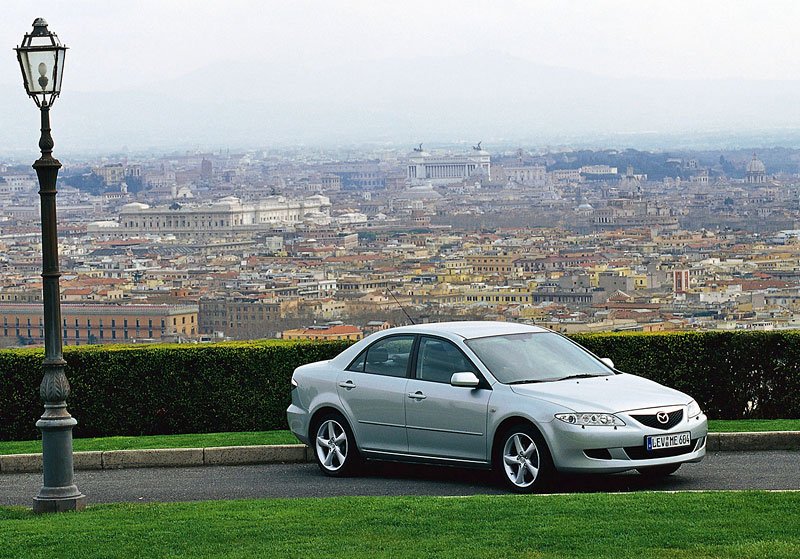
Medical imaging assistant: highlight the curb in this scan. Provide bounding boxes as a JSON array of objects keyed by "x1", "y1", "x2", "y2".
[
  {"x1": 1, "y1": 433, "x2": 798, "y2": 474},
  {"x1": 706, "y1": 431, "x2": 800, "y2": 452},
  {"x1": 0, "y1": 444, "x2": 314, "y2": 474}
]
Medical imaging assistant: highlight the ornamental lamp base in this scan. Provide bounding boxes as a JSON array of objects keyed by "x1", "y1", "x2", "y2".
[{"x1": 33, "y1": 493, "x2": 86, "y2": 514}]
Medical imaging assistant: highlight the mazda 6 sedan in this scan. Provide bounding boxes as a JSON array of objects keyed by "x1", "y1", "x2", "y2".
[{"x1": 287, "y1": 321, "x2": 707, "y2": 492}]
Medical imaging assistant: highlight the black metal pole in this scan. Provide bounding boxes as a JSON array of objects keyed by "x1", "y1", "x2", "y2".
[{"x1": 31, "y1": 103, "x2": 85, "y2": 513}]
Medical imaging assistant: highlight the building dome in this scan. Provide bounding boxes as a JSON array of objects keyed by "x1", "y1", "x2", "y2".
[
  {"x1": 746, "y1": 153, "x2": 767, "y2": 184},
  {"x1": 747, "y1": 154, "x2": 766, "y2": 174}
]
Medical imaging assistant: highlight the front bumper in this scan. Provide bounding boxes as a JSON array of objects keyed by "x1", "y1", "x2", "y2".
[{"x1": 542, "y1": 413, "x2": 708, "y2": 473}]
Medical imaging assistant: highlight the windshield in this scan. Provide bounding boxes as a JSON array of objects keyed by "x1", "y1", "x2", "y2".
[{"x1": 464, "y1": 332, "x2": 613, "y2": 384}]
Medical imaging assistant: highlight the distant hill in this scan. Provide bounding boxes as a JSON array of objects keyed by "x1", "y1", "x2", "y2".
[{"x1": 4, "y1": 51, "x2": 800, "y2": 152}]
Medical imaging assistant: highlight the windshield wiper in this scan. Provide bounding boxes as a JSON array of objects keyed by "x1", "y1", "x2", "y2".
[
  {"x1": 555, "y1": 374, "x2": 603, "y2": 381},
  {"x1": 506, "y1": 379, "x2": 550, "y2": 385}
]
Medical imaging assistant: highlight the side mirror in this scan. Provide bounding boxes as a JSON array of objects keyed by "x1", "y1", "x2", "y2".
[
  {"x1": 600, "y1": 357, "x2": 615, "y2": 369},
  {"x1": 451, "y1": 371, "x2": 480, "y2": 387}
]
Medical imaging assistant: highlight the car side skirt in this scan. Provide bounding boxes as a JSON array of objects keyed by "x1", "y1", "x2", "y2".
[{"x1": 360, "y1": 449, "x2": 493, "y2": 470}]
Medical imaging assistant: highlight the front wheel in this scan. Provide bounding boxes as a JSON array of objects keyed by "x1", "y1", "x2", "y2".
[
  {"x1": 494, "y1": 424, "x2": 553, "y2": 493},
  {"x1": 637, "y1": 463, "x2": 681, "y2": 477},
  {"x1": 312, "y1": 413, "x2": 360, "y2": 477}
]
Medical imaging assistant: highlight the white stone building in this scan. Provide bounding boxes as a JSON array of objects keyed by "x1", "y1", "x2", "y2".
[
  {"x1": 406, "y1": 146, "x2": 491, "y2": 185},
  {"x1": 505, "y1": 165, "x2": 547, "y2": 186},
  {"x1": 117, "y1": 195, "x2": 331, "y2": 239}
]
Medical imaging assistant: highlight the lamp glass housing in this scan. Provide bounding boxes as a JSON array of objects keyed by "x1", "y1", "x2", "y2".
[{"x1": 15, "y1": 18, "x2": 67, "y2": 108}]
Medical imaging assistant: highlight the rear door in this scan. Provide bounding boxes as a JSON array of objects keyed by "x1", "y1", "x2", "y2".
[{"x1": 336, "y1": 334, "x2": 415, "y2": 453}]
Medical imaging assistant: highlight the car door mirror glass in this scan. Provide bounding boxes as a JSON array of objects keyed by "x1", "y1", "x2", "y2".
[
  {"x1": 451, "y1": 371, "x2": 480, "y2": 387},
  {"x1": 600, "y1": 357, "x2": 614, "y2": 369}
]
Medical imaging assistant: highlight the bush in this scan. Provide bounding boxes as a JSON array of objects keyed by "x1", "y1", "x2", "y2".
[
  {"x1": 0, "y1": 340, "x2": 348, "y2": 441},
  {"x1": 572, "y1": 331, "x2": 800, "y2": 421},
  {"x1": 0, "y1": 331, "x2": 798, "y2": 442}
]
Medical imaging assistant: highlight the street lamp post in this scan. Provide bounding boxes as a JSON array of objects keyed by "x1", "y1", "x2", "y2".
[{"x1": 15, "y1": 18, "x2": 85, "y2": 513}]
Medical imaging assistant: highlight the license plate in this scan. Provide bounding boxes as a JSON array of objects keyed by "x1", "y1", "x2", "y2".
[{"x1": 646, "y1": 431, "x2": 691, "y2": 452}]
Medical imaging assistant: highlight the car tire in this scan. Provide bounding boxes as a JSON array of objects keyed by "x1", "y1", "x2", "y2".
[
  {"x1": 636, "y1": 463, "x2": 681, "y2": 477},
  {"x1": 494, "y1": 423, "x2": 553, "y2": 493},
  {"x1": 311, "y1": 412, "x2": 361, "y2": 477}
]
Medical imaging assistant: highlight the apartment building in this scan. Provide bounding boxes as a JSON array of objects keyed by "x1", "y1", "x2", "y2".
[{"x1": 0, "y1": 303, "x2": 198, "y2": 347}]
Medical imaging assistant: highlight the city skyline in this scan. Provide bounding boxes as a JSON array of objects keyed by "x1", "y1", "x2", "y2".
[{"x1": 4, "y1": 141, "x2": 800, "y2": 347}]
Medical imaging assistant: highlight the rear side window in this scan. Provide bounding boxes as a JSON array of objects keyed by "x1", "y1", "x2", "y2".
[
  {"x1": 346, "y1": 352, "x2": 366, "y2": 372},
  {"x1": 362, "y1": 335, "x2": 415, "y2": 378}
]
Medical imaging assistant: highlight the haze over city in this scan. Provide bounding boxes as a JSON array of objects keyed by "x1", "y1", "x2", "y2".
[{"x1": 3, "y1": 1, "x2": 800, "y2": 152}]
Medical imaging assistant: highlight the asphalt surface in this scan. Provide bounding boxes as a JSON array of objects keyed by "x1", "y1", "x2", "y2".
[{"x1": 2, "y1": 450, "x2": 798, "y2": 506}]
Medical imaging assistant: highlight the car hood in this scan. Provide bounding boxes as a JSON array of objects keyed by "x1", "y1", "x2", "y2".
[{"x1": 509, "y1": 373, "x2": 690, "y2": 413}]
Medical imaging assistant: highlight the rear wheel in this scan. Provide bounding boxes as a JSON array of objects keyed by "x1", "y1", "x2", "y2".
[
  {"x1": 637, "y1": 463, "x2": 681, "y2": 477},
  {"x1": 494, "y1": 423, "x2": 553, "y2": 493},
  {"x1": 312, "y1": 412, "x2": 360, "y2": 477}
]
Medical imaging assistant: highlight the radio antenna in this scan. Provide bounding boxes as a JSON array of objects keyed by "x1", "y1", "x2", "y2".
[{"x1": 386, "y1": 288, "x2": 415, "y2": 325}]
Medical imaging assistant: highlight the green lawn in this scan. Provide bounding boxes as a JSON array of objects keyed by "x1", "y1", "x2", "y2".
[
  {"x1": 0, "y1": 420, "x2": 797, "y2": 456},
  {"x1": 707, "y1": 419, "x2": 800, "y2": 432},
  {"x1": 0, "y1": 430, "x2": 299, "y2": 456},
  {"x1": 1, "y1": 492, "x2": 799, "y2": 559}
]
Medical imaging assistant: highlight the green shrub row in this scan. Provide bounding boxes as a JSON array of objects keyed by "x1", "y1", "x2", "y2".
[
  {"x1": 0, "y1": 340, "x2": 349, "y2": 441},
  {"x1": 0, "y1": 331, "x2": 797, "y2": 442},
  {"x1": 573, "y1": 331, "x2": 800, "y2": 421}
]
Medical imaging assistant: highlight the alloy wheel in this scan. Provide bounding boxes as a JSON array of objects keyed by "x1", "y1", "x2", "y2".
[
  {"x1": 502, "y1": 432, "x2": 540, "y2": 488},
  {"x1": 315, "y1": 419, "x2": 349, "y2": 472}
]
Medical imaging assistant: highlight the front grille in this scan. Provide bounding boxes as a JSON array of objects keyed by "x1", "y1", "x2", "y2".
[
  {"x1": 624, "y1": 438, "x2": 699, "y2": 460},
  {"x1": 630, "y1": 409, "x2": 683, "y2": 430}
]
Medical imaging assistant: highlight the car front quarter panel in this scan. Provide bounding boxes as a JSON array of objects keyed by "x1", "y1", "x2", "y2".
[{"x1": 487, "y1": 385, "x2": 566, "y2": 458}]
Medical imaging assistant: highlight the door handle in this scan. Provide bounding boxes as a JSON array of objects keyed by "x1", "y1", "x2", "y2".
[
  {"x1": 338, "y1": 380, "x2": 356, "y2": 389},
  {"x1": 407, "y1": 391, "x2": 427, "y2": 400}
]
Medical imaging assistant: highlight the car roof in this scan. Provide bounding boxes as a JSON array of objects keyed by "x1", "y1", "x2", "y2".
[{"x1": 385, "y1": 321, "x2": 550, "y2": 340}]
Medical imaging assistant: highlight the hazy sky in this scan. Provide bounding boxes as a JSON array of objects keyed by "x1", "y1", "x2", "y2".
[
  {"x1": 3, "y1": 1, "x2": 800, "y2": 152},
  {"x1": 3, "y1": 0, "x2": 800, "y2": 92}
]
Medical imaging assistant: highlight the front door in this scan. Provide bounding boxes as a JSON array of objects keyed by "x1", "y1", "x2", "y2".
[{"x1": 405, "y1": 336, "x2": 491, "y2": 461}]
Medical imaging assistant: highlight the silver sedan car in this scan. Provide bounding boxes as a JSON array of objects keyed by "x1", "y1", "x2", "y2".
[{"x1": 287, "y1": 321, "x2": 707, "y2": 492}]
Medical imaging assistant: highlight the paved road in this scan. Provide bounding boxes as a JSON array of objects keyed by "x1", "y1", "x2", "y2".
[{"x1": 2, "y1": 450, "x2": 798, "y2": 506}]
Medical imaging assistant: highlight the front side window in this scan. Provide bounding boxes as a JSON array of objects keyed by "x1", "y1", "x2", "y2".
[
  {"x1": 359, "y1": 335, "x2": 414, "y2": 378},
  {"x1": 466, "y1": 332, "x2": 612, "y2": 384},
  {"x1": 417, "y1": 337, "x2": 476, "y2": 384}
]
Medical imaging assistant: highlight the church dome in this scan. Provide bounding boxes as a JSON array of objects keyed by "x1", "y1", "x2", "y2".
[{"x1": 747, "y1": 154, "x2": 766, "y2": 174}]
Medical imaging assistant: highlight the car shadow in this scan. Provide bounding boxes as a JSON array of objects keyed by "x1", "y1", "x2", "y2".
[{"x1": 356, "y1": 460, "x2": 693, "y2": 494}]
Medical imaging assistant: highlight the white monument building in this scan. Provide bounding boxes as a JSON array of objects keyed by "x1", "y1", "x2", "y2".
[{"x1": 406, "y1": 143, "x2": 491, "y2": 185}]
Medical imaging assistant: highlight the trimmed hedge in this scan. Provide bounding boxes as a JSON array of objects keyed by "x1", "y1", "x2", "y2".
[
  {"x1": 573, "y1": 331, "x2": 800, "y2": 422},
  {"x1": 0, "y1": 340, "x2": 349, "y2": 441},
  {"x1": 0, "y1": 331, "x2": 798, "y2": 442}
]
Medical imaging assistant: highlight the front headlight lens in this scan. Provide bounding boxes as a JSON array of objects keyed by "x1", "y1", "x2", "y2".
[
  {"x1": 687, "y1": 399, "x2": 702, "y2": 418},
  {"x1": 555, "y1": 413, "x2": 625, "y2": 427}
]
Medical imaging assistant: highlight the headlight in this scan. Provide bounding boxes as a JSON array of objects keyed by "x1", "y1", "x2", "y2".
[
  {"x1": 555, "y1": 413, "x2": 625, "y2": 427},
  {"x1": 687, "y1": 399, "x2": 702, "y2": 419}
]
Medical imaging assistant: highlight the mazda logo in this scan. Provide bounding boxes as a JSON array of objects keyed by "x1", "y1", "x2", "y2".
[{"x1": 656, "y1": 411, "x2": 670, "y2": 424}]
